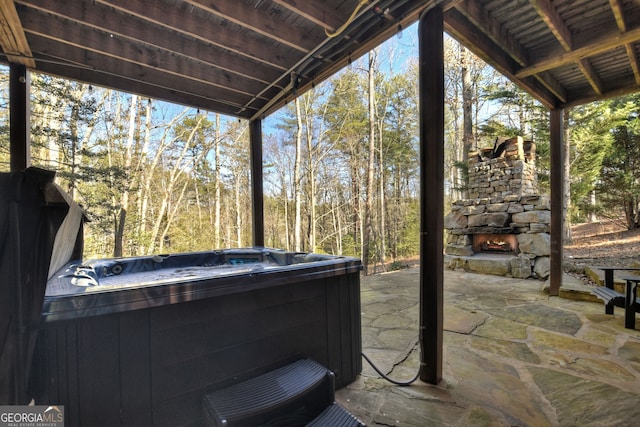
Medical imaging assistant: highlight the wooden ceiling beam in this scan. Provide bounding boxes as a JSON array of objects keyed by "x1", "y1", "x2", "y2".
[
  {"x1": 609, "y1": 0, "x2": 640, "y2": 86},
  {"x1": 17, "y1": 0, "x2": 284, "y2": 85},
  {"x1": 444, "y1": 7, "x2": 557, "y2": 109},
  {"x1": 89, "y1": 0, "x2": 294, "y2": 71},
  {"x1": 21, "y1": 10, "x2": 276, "y2": 100},
  {"x1": 25, "y1": 34, "x2": 272, "y2": 114},
  {"x1": 271, "y1": 0, "x2": 341, "y2": 32},
  {"x1": 565, "y1": 76, "x2": 640, "y2": 108},
  {"x1": 609, "y1": 0, "x2": 626, "y2": 31},
  {"x1": 577, "y1": 58, "x2": 603, "y2": 95},
  {"x1": 516, "y1": 26, "x2": 640, "y2": 78},
  {"x1": 35, "y1": 59, "x2": 258, "y2": 117},
  {"x1": 0, "y1": 0, "x2": 34, "y2": 67},
  {"x1": 453, "y1": 0, "x2": 565, "y2": 103},
  {"x1": 454, "y1": 0, "x2": 528, "y2": 66},
  {"x1": 625, "y1": 44, "x2": 640, "y2": 85},
  {"x1": 528, "y1": 0, "x2": 605, "y2": 98},
  {"x1": 533, "y1": 71, "x2": 567, "y2": 103},
  {"x1": 529, "y1": 0, "x2": 572, "y2": 50},
  {"x1": 184, "y1": 0, "x2": 321, "y2": 53}
]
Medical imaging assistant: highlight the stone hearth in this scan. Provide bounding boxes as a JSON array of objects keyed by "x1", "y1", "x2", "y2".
[{"x1": 444, "y1": 136, "x2": 551, "y2": 279}]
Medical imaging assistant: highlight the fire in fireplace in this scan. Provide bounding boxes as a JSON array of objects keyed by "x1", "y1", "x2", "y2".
[{"x1": 472, "y1": 234, "x2": 519, "y2": 254}]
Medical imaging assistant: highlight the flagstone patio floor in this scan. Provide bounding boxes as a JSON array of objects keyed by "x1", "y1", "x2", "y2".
[{"x1": 335, "y1": 268, "x2": 640, "y2": 426}]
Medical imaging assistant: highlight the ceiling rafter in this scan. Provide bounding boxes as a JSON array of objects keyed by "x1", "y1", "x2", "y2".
[
  {"x1": 90, "y1": 0, "x2": 294, "y2": 71},
  {"x1": 609, "y1": 0, "x2": 625, "y2": 30},
  {"x1": 35, "y1": 57, "x2": 255, "y2": 116},
  {"x1": 625, "y1": 44, "x2": 640, "y2": 86},
  {"x1": 529, "y1": 0, "x2": 607, "y2": 97},
  {"x1": 271, "y1": 0, "x2": 341, "y2": 32},
  {"x1": 0, "y1": 0, "x2": 33, "y2": 67},
  {"x1": 444, "y1": 7, "x2": 557, "y2": 109},
  {"x1": 453, "y1": 0, "x2": 566, "y2": 103},
  {"x1": 17, "y1": 0, "x2": 282, "y2": 86},
  {"x1": 534, "y1": 70, "x2": 567, "y2": 103},
  {"x1": 529, "y1": 0, "x2": 572, "y2": 50},
  {"x1": 21, "y1": 10, "x2": 272, "y2": 101},
  {"x1": 609, "y1": 0, "x2": 640, "y2": 85},
  {"x1": 515, "y1": 26, "x2": 640, "y2": 78},
  {"x1": 27, "y1": 34, "x2": 266, "y2": 112},
  {"x1": 4, "y1": 0, "x2": 640, "y2": 118},
  {"x1": 455, "y1": 0, "x2": 528, "y2": 66},
  {"x1": 577, "y1": 58, "x2": 603, "y2": 95},
  {"x1": 183, "y1": 0, "x2": 320, "y2": 53}
]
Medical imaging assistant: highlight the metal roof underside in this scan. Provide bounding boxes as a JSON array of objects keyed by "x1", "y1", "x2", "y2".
[{"x1": 1, "y1": 0, "x2": 639, "y2": 118}]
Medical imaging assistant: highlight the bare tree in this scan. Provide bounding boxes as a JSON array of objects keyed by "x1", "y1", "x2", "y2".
[
  {"x1": 113, "y1": 94, "x2": 138, "y2": 257},
  {"x1": 214, "y1": 113, "x2": 222, "y2": 248},
  {"x1": 461, "y1": 45, "x2": 474, "y2": 193},
  {"x1": 147, "y1": 115, "x2": 207, "y2": 253},
  {"x1": 362, "y1": 50, "x2": 377, "y2": 275},
  {"x1": 294, "y1": 98, "x2": 303, "y2": 251}
]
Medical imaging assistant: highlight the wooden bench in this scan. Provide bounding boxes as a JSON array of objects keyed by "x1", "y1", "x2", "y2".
[
  {"x1": 592, "y1": 274, "x2": 640, "y2": 329},
  {"x1": 594, "y1": 267, "x2": 640, "y2": 314}
]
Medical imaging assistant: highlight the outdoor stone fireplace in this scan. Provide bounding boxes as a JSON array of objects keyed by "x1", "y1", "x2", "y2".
[{"x1": 444, "y1": 136, "x2": 551, "y2": 279}]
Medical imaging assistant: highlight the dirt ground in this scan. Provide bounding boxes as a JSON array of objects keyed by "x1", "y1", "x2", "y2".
[{"x1": 564, "y1": 220, "x2": 640, "y2": 270}]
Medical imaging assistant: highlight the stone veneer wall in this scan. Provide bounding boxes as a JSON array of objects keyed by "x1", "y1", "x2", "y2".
[{"x1": 444, "y1": 137, "x2": 551, "y2": 279}]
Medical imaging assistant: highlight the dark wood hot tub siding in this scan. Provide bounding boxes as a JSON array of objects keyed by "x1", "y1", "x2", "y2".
[{"x1": 32, "y1": 273, "x2": 361, "y2": 426}]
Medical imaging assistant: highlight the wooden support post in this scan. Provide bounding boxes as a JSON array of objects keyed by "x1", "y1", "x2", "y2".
[
  {"x1": 10, "y1": 63, "x2": 30, "y2": 172},
  {"x1": 250, "y1": 119, "x2": 265, "y2": 247},
  {"x1": 418, "y1": 5, "x2": 444, "y2": 385},
  {"x1": 549, "y1": 108, "x2": 564, "y2": 296}
]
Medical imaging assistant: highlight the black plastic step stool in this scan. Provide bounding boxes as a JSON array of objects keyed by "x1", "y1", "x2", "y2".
[
  {"x1": 306, "y1": 402, "x2": 365, "y2": 426},
  {"x1": 203, "y1": 358, "x2": 346, "y2": 426}
]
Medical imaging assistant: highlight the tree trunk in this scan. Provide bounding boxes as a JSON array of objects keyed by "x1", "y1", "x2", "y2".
[
  {"x1": 332, "y1": 197, "x2": 343, "y2": 255},
  {"x1": 294, "y1": 98, "x2": 303, "y2": 251},
  {"x1": 563, "y1": 109, "x2": 572, "y2": 243},
  {"x1": 283, "y1": 184, "x2": 290, "y2": 251},
  {"x1": 159, "y1": 178, "x2": 190, "y2": 252},
  {"x1": 304, "y1": 96, "x2": 317, "y2": 252},
  {"x1": 213, "y1": 114, "x2": 222, "y2": 248},
  {"x1": 114, "y1": 94, "x2": 138, "y2": 257},
  {"x1": 461, "y1": 45, "x2": 473, "y2": 199},
  {"x1": 378, "y1": 117, "x2": 386, "y2": 271},
  {"x1": 235, "y1": 176, "x2": 242, "y2": 246},
  {"x1": 68, "y1": 104, "x2": 79, "y2": 199},
  {"x1": 588, "y1": 190, "x2": 597, "y2": 222},
  {"x1": 363, "y1": 51, "x2": 376, "y2": 275},
  {"x1": 138, "y1": 99, "x2": 153, "y2": 255}
]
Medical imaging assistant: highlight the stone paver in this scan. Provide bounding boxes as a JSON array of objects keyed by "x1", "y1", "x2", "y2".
[{"x1": 336, "y1": 268, "x2": 640, "y2": 426}]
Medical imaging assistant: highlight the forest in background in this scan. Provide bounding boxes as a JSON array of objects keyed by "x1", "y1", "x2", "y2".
[{"x1": 2, "y1": 34, "x2": 640, "y2": 275}]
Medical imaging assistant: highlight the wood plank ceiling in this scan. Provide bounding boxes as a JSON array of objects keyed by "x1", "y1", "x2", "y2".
[
  {"x1": 446, "y1": 0, "x2": 640, "y2": 109},
  {"x1": 0, "y1": 0, "x2": 639, "y2": 118}
]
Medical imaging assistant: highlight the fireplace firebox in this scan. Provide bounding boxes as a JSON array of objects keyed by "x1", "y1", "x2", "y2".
[{"x1": 472, "y1": 234, "x2": 519, "y2": 254}]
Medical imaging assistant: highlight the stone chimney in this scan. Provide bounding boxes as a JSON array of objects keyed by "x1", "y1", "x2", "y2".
[{"x1": 444, "y1": 136, "x2": 551, "y2": 279}]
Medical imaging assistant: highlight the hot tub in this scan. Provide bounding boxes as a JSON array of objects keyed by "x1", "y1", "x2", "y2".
[{"x1": 32, "y1": 248, "x2": 362, "y2": 426}]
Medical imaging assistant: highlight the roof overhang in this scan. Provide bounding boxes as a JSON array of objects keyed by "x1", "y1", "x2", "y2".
[{"x1": 0, "y1": 1, "x2": 638, "y2": 117}]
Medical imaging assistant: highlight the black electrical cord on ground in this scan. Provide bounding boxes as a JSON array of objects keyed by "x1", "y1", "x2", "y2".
[{"x1": 361, "y1": 352, "x2": 420, "y2": 386}]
